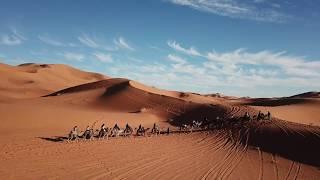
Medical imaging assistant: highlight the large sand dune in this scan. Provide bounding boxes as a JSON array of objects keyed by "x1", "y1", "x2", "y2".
[
  {"x1": 0, "y1": 63, "x2": 319, "y2": 179},
  {"x1": 0, "y1": 63, "x2": 107, "y2": 99}
]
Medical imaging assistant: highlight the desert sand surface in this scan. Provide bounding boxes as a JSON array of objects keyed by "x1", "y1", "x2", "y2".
[
  {"x1": 0, "y1": 63, "x2": 319, "y2": 179},
  {"x1": 238, "y1": 94, "x2": 320, "y2": 126}
]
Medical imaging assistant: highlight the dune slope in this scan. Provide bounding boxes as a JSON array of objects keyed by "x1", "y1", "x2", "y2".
[{"x1": 0, "y1": 63, "x2": 107, "y2": 99}]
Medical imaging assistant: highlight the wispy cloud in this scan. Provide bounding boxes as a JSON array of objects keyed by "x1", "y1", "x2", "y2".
[
  {"x1": 167, "y1": 54, "x2": 187, "y2": 64},
  {"x1": 168, "y1": 40, "x2": 320, "y2": 79},
  {"x1": 78, "y1": 34, "x2": 100, "y2": 48},
  {"x1": 167, "y1": 40, "x2": 201, "y2": 56},
  {"x1": 78, "y1": 33, "x2": 118, "y2": 51},
  {"x1": 93, "y1": 52, "x2": 113, "y2": 63},
  {"x1": 168, "y1": 40, "x2": 320, "y2": 96},
  {"x1": 114, "y1": 37, "x2": 134, "y2": 51},
  {"x1": 167, "y1": 0, "x2": 290, "y2": 22},
  {"x1": 62, "y1": 52, "x2": 85, "y2": 61},
  {"x1": 38, "y1": 34, "x2": 76, "y2": 47},
  {"x1": 205, "y1": 48, "x2": 320, "y2": 78},
  {"x1": 0, "y1": 28, "x2": 26, "y2": 46}
]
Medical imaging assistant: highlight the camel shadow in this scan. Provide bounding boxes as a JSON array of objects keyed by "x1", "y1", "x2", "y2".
[
  {"x1": 129, "y1": 110, "x2": 141, "y2": 113},
  {"x1": 38, "y1": 136, "x2": 67, "y2": 142}
]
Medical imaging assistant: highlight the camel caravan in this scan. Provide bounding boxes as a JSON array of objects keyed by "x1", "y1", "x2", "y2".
[
  {"x1": 241, "y1": 111, "x2": 272, "y2": 121},
  {"x1": 68, "y1": 123, "x2": 168, "y2": 141},
  {"x1": 67, "y1": 121, "x2": 205, "y2": 142},
  {"x1": 67, "y1": 111, "x2": 272, "y2": 142}
]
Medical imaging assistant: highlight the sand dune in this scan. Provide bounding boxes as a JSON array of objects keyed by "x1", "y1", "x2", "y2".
[
  {"x1": 0, "y1": 63, "x2": 107, "y2": 99},
  {"x1": 288, "y1": 91, "x2": 320, "y2": 98},
  {"x1": 0, "y1": 63, "x2": 319, "y2": 179},
  {"x1": 241, "y1": 96, "x2": 320, "y2": 126}
]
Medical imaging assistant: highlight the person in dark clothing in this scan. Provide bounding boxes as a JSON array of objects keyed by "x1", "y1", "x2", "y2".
[
  {"x1": 267, "y1": 111, "x2": 271, "y2": 120},
  {"x1": 83, "y1": 126, "x2": 93, "y2": 139},
  {"x1": 124, "y1": 123, "x2": 133, "y2": 135},
  {"x1": 113, "y1": 123, "x2": 120, "y2": 131},
  {"x1": 98, "y1": 124, "x2": 108, "y2": 138},
  {"x1": 243, "y1": 112, "x2": 250, "y2": 121},
  {"x1": 257, "y1": 111, "x2": 262, "y2": 121}
]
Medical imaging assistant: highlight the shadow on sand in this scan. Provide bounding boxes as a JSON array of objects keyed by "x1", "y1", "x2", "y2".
[
  {"x1": 170, "y1": 106, "x2": 320, "y2": 167},
  {"x1": 242, "y1": 98, "x2": 314, "y2": 107},
  {"x1": 38, "y1": 136, "x2": 67, "y2": 142},
  {"x1": 245, "y1": 121, "x2": 320, "y2": 167}
]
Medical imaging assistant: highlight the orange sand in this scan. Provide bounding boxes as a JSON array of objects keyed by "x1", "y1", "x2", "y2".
[{"x1": 0, "y1": 63, "x2": 319, "y2": 179}]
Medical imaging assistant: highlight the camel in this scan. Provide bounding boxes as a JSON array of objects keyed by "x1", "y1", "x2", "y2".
[
  {"x1": 81, "y1": 126, "x2": 94, "y2": 140},
  {"x1": 68, "y1": 126, "x2": 79, "y2": 141},
  {"x1": 192, "y1": 120, "x2": 202, "y2": 131},
  {"x1": 123, "y1": 123, "x2": 134, "y2": 137},
  {"x1": 257, "y1": 111, "x2": 267, "y2": 121},
  {"x1": 136, "y1": 125, "x2": 149, "y2": 136},
  {"x1": 256, "y1": 111, "x2": 271, "y2": 121},
  {"x1": 267, "y1": 111, "x2": 271, "y2": 120},
  {"x1": 180, "y1": 124, "x2": 191, "y2": 133},
  {"x1": 243, "y1": 112, "x2": 251, "y2": 121},
  {"x1": 151, "y1": 123, "x2": 161, "y2": 135},
  {"x1": 110, "y1": 124, "x2": 122, "y2": 137},
  {"x1": 98, "y1": 124, "x2": 109, "y2": 139}
]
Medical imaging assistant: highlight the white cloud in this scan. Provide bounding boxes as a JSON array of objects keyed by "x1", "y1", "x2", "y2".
[
  {"x1": 78, "y1": 34, "x2": 99, "y2": 48},
  {"x1": 167, "y1": 0, "x2": 290, "y2": 22},
  {"x1": 38, "y1": 35, "x2": 76, "y2": 47},
  {"x1": 167, "y1": 54, "x2": 187, "y2": 64},
  {"x1": 78, "y1": 34, "x2": 118, "y2": 51},
  {"x1": 12, "y1": 28, "x2": 26, "y2": 40},
  {"x1": 0, "y1": 29, "x2": 26, "y2": 46},
  {"x1": 165, "y1": 40, "x2": 320, "y2": 96},
  {"x1": 168, "y1": 40, "x2": 320, "y2": 79},
  {"x1": 93, "y1": 52, "x2": 113, "y2": 63},
  {"x1": 172, "y1": 63, "x2": 205, "y2": 75},
  {"x1": 114, "y1": 37, "x2": 134, "y2": 51},
  {"x1": 0, "y1": 35, "x2": 22, "y2": 45},
  {"x1": 167, "y1": 40, "x2": 201, "y2": 56},
  {"x1": 205, "y1": 48, "x2": 320, "y2": 78},
  {"x1": 62, "y1": 52, "x2": 84, "y2": 61}
]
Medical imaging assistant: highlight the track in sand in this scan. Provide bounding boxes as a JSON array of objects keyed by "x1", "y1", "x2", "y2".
[{"x1": 0, "y1": 73, "x2": 319, "y2": 179}]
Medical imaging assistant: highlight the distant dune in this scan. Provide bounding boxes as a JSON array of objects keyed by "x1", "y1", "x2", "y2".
[
  {"x1": 288, "y1": 91, "x2": 320, "y2": 98},
  {"x1": 238, "y1": 93, "x2": 320, "y2": 126},
  {"x1": 0, "y1": 62, "x2": 319, "y2": 179},
  {"x1": 0, "y1": 63, "x2": 107, "y2": 99}
]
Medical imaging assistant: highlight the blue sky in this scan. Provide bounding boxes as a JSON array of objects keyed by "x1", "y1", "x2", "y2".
[{"x1": 0, "y1": 0, "x2": 320, "y2": 97}]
